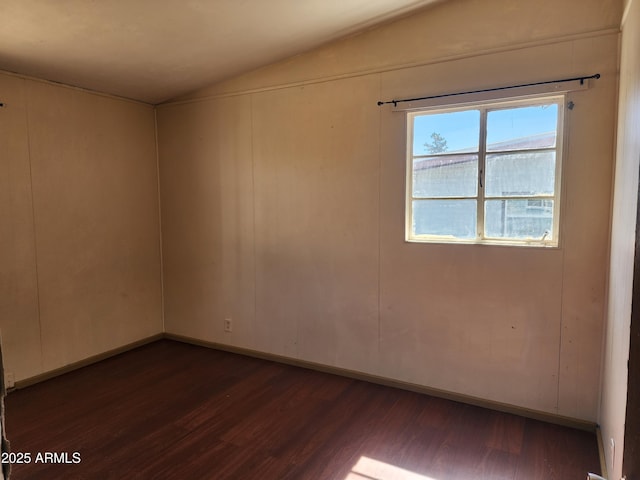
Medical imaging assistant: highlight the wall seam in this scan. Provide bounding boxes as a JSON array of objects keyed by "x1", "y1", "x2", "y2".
[
  {"x1": 557, "y1": 248, "x2": 565, "y2": 416},
  {"x1": 153, "y1": 108, "x2": 166, "y2": 333},
  {"x1": 377, "y1": 72, "x2": 383, "y2": 370},
  {"x1": 23, "y1": 79, "x2": 45, "y2": 373},
  {"x1": 249, "y1": 94, "x2": 259, "y2": 353}
]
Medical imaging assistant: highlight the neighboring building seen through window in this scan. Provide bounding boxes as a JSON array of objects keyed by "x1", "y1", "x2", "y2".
[{"x1": 406, "y1": 96, "x2": 564, "y2": 246}]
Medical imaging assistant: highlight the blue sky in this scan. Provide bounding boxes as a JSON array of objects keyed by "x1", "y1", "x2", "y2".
[{"x1": 412, "y1": 104, "x2": 559, "y2": 155}]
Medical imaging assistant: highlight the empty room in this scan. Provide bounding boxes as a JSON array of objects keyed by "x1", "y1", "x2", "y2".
[{"x1": 0, "y1": 0, "x2": 638, "y2": 478}]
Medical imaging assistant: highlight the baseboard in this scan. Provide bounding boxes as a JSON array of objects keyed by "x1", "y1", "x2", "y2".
[
  {"x1": 11, "y1": 331, "x2": 600, "y2": 435},
  {"x1": 13, "y1": 334, "x2": 164, "y2": 390},
  {"x1": 165, "y1": 333, "x2": 598, "y2": 433}
]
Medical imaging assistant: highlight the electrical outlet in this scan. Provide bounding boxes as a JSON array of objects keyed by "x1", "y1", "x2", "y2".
[
  {"x1": 5, "y1": 372, "x2": 15, "y2": 389},
  {"x1": 224, "y1": 318, "x2": 233, "y2": 333}
]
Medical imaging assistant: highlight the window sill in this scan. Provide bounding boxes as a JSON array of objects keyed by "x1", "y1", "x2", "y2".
[{"x1": 406, "y1": 237, "x2": 560, "y2": 249}]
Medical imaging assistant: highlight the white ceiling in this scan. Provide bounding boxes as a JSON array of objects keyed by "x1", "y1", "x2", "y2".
[{"x1": 0, "y1": 0, "x2": 441, "y2": 104}]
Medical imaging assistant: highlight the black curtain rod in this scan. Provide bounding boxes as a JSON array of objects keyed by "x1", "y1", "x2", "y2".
[{"x1": 376, "y1": 73, "x2": 601, "y2": 107}]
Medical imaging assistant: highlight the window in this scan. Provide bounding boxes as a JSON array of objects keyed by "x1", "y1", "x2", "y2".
[{"x1": 406, "y1": 96, "x2": 564, "y2": 247}]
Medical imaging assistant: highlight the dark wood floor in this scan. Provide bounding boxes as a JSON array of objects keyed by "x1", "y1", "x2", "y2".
[{"x1": 5, "y1": 340, "x2": 600, "y2": 479}]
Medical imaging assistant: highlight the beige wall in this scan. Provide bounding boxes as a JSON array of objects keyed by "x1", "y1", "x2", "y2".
[
  {"x1": 0, "y1": 72, "x2": 163, "y2": 382},
  {"x1": 158, "y1": 0, "x2": 619, "y2": 422},
  {"x1": 601, "y1": 0, "x2": 640, "y2": 477},
  {"x1": 177, "y1": 0, "x2": 620, "y2": 102}
]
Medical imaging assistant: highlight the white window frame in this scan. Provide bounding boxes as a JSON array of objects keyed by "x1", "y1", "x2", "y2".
[{"x1": 405, "y1": 94, "x2": 566, "y2": 247}]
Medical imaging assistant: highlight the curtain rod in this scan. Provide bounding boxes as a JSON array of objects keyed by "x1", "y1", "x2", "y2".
[{"x1": 376, "y1": 73, "x2": 601, "y2": 107}]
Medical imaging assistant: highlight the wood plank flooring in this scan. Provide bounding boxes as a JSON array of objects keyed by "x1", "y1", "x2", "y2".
[{"x1": 5, "y1": 340, "x2": 601, "y2": 479}]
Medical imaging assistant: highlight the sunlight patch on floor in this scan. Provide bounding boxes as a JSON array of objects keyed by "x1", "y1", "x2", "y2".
[{"x1": 345, "y1": 456, "x2": 439, "y2": 480}]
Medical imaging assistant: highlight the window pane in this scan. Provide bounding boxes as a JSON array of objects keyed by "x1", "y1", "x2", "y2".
[
  {"x1": 413, "y1": 155, "x2": 478, "y2": 198},
  {"x1": 487, "y1": 104, "x2": 558, "y2": 152},
  {"x1": 412, "y1": 199, "x2": 477, "y2": 238},
  {"x1": 485, "y1": 151, "x2": 555, "y2": 197},
  {"x1": 412, "y1": 110, "x2": 480, "y2": 156},
  {"x1": 485, "y1": 199, "x2": 554, "y2": 240}
]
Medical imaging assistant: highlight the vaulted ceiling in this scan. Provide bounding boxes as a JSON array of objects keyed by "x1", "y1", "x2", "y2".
[{"x1": 0, "y1": 0, "x2": 442, "y2": 104}]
